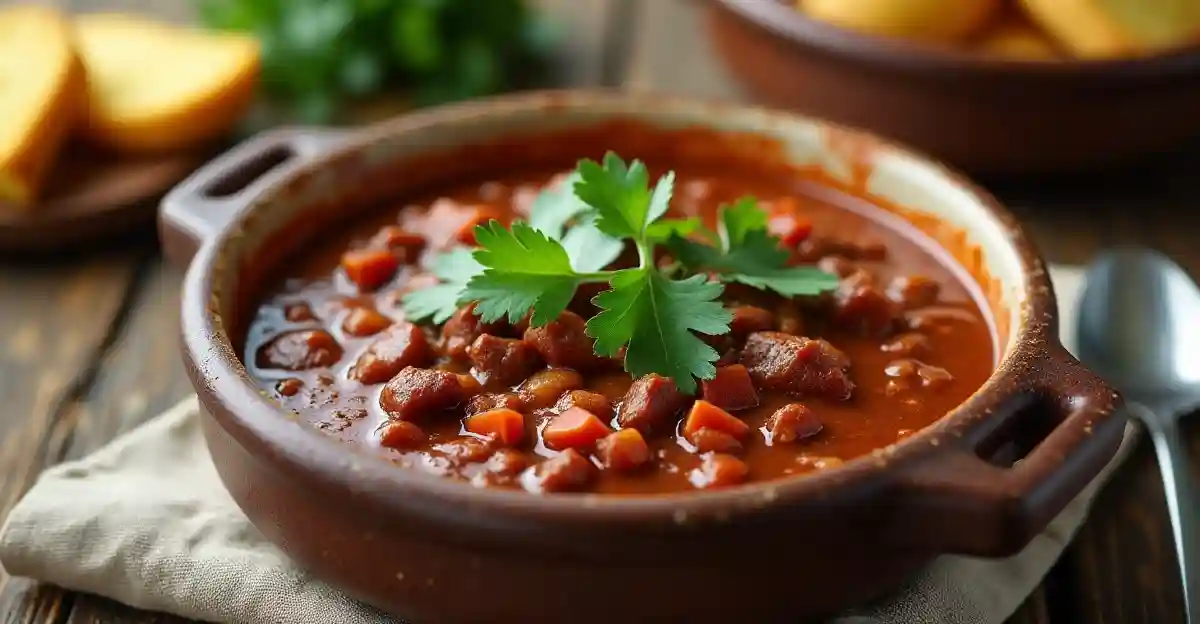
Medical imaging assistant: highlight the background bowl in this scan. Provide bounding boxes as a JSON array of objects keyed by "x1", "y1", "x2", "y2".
[{"x1": 707, "y1": 0, "x2": 1200, "y2": 176}]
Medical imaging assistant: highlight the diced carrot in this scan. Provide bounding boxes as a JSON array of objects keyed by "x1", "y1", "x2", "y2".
[
  {"x1": 543, "y1": 406, "x2": 613, "y2": 451},
  {"x1": 455, "y1": 206, "x2": 506, "y2": 245},
  {"x1": 464, "y1": 408, "x2": 525, "y2": 446},
  {"x1": 596, "y1": 428, "x2": 651, "y2": 471},
  {"x1": 690, "y1": 453, "x2": 748, "y2": 489},
  {"x1": 769, "y1": 212, "x2": 813, "y2": 248},
  {"x1": 378, "y1": 421, "x2": 426, "y2": 449},
  {"x1": 341, "y1": 248, "x2": 400, "y2": 291},
  {"x1": 342, "y1": 307, "x2": 392, "y2": 337},
  {"x1": 682, "y1": 400, "x2": 750, "y2": 440},
  {"x1": 701, "y1": 364, "x2": 760, "y2": 411}
]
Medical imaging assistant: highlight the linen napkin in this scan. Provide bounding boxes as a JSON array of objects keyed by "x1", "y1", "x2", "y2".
[{"x1": 0, "y1": 265, "x2": 1137, "y2": 624}]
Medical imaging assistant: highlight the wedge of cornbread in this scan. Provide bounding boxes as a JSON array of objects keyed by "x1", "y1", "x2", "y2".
[
  {"x1": 800, "y1": 0, "x2": 1001, "y2": 43},
  {"x1": 74, "y1": 13, "x2": 260, "y2": 153},
  {"x1": 0, "y1": 6, "x2": 87, "y2": 207},
  {"x1": 974, "y1": 14, "x2": 1062, "y2": 60},
  {"x1": 1019, "y1": 0, "x2": 1200, "y2": 58}
]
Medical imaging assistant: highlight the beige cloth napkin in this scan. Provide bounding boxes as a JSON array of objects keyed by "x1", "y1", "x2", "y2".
[{"x1": 0, "y1": 265, "x2": 1136, "y2": 624}]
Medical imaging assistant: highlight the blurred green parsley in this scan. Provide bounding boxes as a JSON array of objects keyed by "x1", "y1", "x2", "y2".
[{"x1": 196, "y1": 0, "x2": 556, "y2": 124}]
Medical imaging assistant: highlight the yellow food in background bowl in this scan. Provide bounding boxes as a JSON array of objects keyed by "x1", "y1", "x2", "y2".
[
  {"x1": 1019, "y1": 0, "x2": 1200, "y2": 58},
  {"x1": 0, "y1": 6, "x2": 87, "y2": 208},
  {"x1": 75, "y1": 14, "x2": 261, "y2": 153},
  {"x1": 974, "y1": 14, "x2": 1061, "y2": 59},
  {"x1": 800, "y1": 0, "x2": 1001, "y2": 42}
]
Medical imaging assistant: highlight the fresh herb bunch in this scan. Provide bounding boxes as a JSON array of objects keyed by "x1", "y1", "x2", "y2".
[
  {"x1": 197, "y1": 0, "x2": 553, "y2": 123},
  {"x1": 403, "y1": 153, "x2": 839, "y2": 393}
]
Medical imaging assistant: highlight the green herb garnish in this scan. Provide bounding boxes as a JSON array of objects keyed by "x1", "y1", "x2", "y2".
[{"x1": 402, "y1": 153, "x2": 839, "y2": 393}]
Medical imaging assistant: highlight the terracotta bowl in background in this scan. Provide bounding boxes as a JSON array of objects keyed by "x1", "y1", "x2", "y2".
[
  {"x1": 160, "y1": 91, "x2": 1125, "y2": 621},
  {"x1": 707, "y1": 0, "x2": 1200, "y2": 176}
]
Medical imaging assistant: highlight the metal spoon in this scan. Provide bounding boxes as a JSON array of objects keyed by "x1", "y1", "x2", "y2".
[{"x1": 1077, "y1": 248, "x2": 1200, "y2": 621}]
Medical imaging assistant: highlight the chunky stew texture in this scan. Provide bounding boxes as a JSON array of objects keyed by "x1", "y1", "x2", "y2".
[{"x1": 244, "y1": 162, "x2": 995, "y2": 495}]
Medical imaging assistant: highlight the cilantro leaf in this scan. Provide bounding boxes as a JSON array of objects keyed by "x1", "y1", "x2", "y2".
[
  {"x1": 401, "y1": 248, "x2": 482, "y2": 323},
  {"x1": 528, "y1": 173, "x2": 588, "y2": 239},
  {"x1": 561, "y1": 216, "x2": 625, "y2": 273},
  {"x1": 575, "y1": 152, "x2": 674, "y2": 238},
  {"x1": 587, "y1": 270, "x2": 729, "y2": 394},
  {"x1": 719, "y1": 196, "x2": 769, "y2": 249},
  {"x1": 644, "y1": 217, "x2": 706, "y2": 243},
  {"x1": 461, "y1": 221, "x2": 584, "y2": 326}
]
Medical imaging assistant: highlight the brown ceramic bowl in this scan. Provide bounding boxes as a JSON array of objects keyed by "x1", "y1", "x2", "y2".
[
  {"x1": 160, "y1": 91, "x2": 1125, "y2": 622},
  {"x1": 707, "y1": 0, "x2": 1200, "y2": 176}
]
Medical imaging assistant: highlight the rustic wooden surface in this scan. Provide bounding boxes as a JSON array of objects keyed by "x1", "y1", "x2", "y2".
[{"x1": 1, "y1": 0, "x2": 1197, "y2": 622}]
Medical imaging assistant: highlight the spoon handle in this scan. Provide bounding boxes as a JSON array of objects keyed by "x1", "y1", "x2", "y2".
[{"x1": 1146, "y1": 413, "x2": 1197, "y2": 622}]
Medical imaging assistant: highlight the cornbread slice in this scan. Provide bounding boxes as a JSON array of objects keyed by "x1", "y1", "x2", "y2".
[
  {"x1": 1019, "y1": 0, "x2": 1200, "y2": 57},
  {"x1": 0, "y1": 6, "x2": 87, "y2": 207},
  {"x1": 74, "y1": 13, "x2": 261, "y2": 153},
  {"x1": 800, "y1": 0, "x2": 1001, "y2": 43}
]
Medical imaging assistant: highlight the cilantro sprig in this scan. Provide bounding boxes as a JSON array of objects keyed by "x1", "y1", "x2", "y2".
[{"x1": 402, "y1": 152, "x2": 838, "y2": 392}]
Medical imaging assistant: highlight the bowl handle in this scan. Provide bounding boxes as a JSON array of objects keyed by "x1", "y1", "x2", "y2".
[
  {"x1": 886, "y1": 345, "x2": 1126, "y2": 557},
  {"x1": 158, "y1": 126, "x2": 348, "y2": 266}
]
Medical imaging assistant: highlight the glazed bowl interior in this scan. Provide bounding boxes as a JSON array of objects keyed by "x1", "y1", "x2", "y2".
[
  {"x1": 188, "y1": 91, "x2": 1036, "y2": 521},
  {"x1": 716, "y1": 0, "x2": 1200, "y2": 76}
]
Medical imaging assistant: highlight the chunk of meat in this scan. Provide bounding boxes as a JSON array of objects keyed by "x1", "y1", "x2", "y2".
[
  {"x1": 542, "y1": 407, "x2": 613, "y2": 451},
  {"x1": 596, "y1": 429, "x2": 651, "y2": 471},
  {"x1": 881, "y1": 332, "x2": 933, "y2": 357},
  {"x1": 523, "y1": 311, "x2": 600, "y2": 371},
  {"x1": 485, "y1": 449, "x2": 527, "y2": 476},
  {"x1": 689, "y1": 453, "x2": 748, "y2": 489},
  {"x1": 617, "y1": 374, "x2": 688, "y2": 433},
  {"x1": 377, "y1": 421, "x2": 426, "y2": 449},
  {"x1": 527, "y1": 449, "x2": 595, "y2": 493},
  {"x1": 688, "y1": 428, "x2": 744, "y2": 454},
  {"x1": 464, "y1": 408, "x2": 525, "y2": 446},
  {"x1": 342, "y1": 307, "x2": 393, "y2": 337},
  {"x1": 465, "y1": 392, "x2": 523, "y2": 416},
  {"x1": 275, "y1": 378, "x2": 303, "y2": 397},
  {"x1": 379, "y1": 367, "x2": 470, "y2": 420},
  {"x1": 553, "y1": 390, "x2": 613, "y2": 420},
  {"x1": 816, "y1": 255, "x2": 856, "y2": 278},
  {"x1": 884, "y1": 359, "x2": 954, "y2": 396},
  {"x1": 833, "y1": 276, "x2": 900, "y2": 337},
  {"x1": 729, "y1": 306, "x2": 774, "y2": 339},
  {"x1": 437, "y1": 437, "x2": 496, "y2": 465},
  {"x1": 683, "y1": 400, "x2": 751, "y2": 440},
  {"x1": 441, "y1": 303, "x2": 508, "y2": 360},
  {"x1": 283, "y1": 302, "x2": 315, "y2": 322},
  {"x1": 905, "y1": 306, "x2": 981, "y2": 334},
  {"x1": 341, "y1": 248, "x2": 400, "y2": 291},
  {"x1": 256, "y1": 330, "x2": 343, "y2": 371},
  {"x1": 763, "y1": 403, "x2": 823, "y2": 445},
  {"x1": 740, "y1": 332, "x2": 854, "y2": 400},
  {"x1": 701, "y1": 364, "x2": 760, "y2": 411},
  {"x1": 349, "y1": 322, "x2": 434, "y2": 385},
  {"x1": 517, "y1": 368, "x2": 583, "y2": 409},
  {"x1": 466, "y1": 334, "x2": 542, "y2": 386},
  {"x1": 887, "y1": 275, "x2": 941, "y2": 309},
  {"x1": 798, "y1": 237, "x2": 887, "y2": 262},
  {"x1": 370, "y1": 226, "x2": 427, "y2": 261}
]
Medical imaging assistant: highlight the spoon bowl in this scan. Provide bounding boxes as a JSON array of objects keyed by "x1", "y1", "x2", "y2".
[{"x1": 1076, "y1": 247, "x2": 1200, "y2": 620}]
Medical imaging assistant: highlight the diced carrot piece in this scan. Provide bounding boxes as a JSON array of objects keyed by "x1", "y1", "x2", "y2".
[
  {"x1": 341, "y1": 248, "x2": 400, "y2": 291},
  {"x1": 342, "y1": 307, "x2": 392, "y2": 337},
  {"x1": 769, "y1": 212, "x2": 813, "y2": 248},
  {"x1": 690, "y1": 453, "x2": 748, "y2": 489},
  {"x1": 455, "y1": 206, "x2": 506, "y2": 245},
  {"x1": 378, "y1": 421, "x2": 426, "y2": 449},
  {"x1": 683, "y1": 400, "x2": 750, "y2": 441},
  {"x1": 596, "y1": 428, "x2": 651, "y2": 471},
  {"x1": 464, "y1": 408, "x2": 525, "y2": 446},
  {"x1": 701, "y1": 364, "x2": 760, "y2": 411},
  {"x1": 543, "y1": 406, "x2": 613, "y2": 451}
]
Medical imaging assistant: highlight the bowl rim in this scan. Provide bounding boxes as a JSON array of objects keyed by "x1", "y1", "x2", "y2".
[
  {"x1": 711, "y1": 0, "x2": 1200, "y2": 81},
  {"x1": 180, "y1": 89, "x2": 1075, "y2": 531}
]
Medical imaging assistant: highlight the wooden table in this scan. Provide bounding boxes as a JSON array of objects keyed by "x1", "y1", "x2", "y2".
[{"x1": 2, "y1": 0, "x2": 1197, "y2": 622}]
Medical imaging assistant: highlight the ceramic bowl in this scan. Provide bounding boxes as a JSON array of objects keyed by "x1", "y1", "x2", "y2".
[
  {"x1": 707, "y1": 0, "x2": 1200, "y2": 176},
  {"x1": 160, "y1": 90, "x2": 1125, "y2": 622}
]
